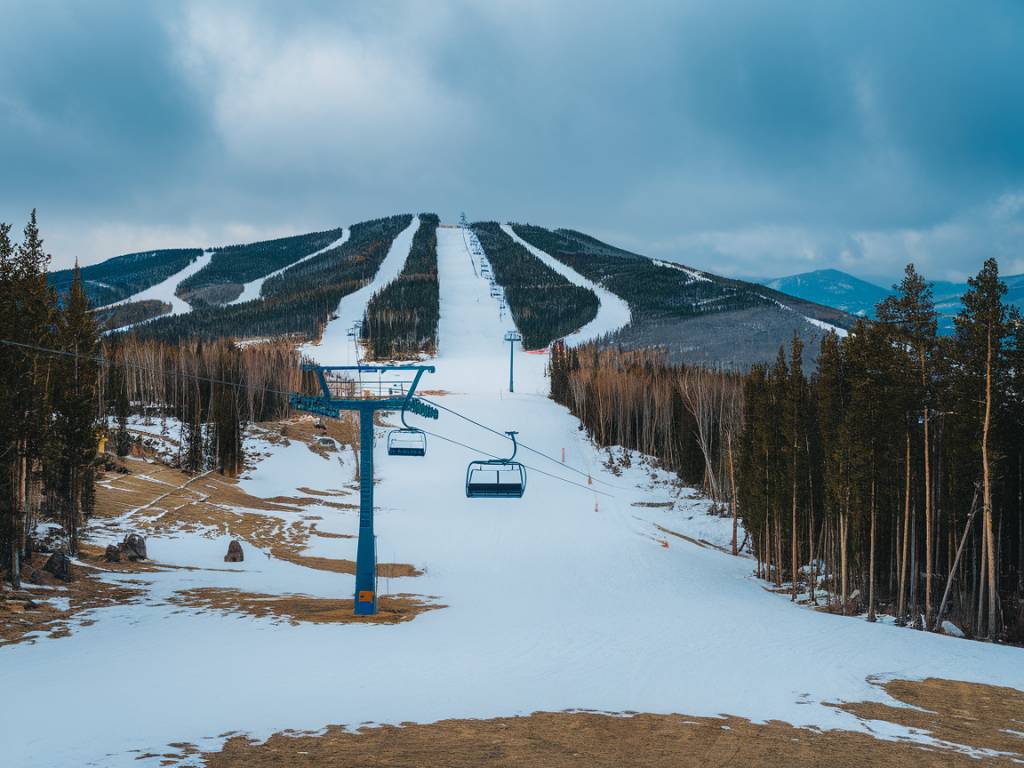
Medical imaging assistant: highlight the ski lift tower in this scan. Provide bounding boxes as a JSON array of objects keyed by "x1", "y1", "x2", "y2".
[
  {"x1": 504, "y1": 330, "x2": 522, "y2": 393},
  {"x1": 459, "y1": 211, "x2": 469, "y2": 228},
  {"x1": 290, "y1": 364, "x2": 437, "y2": 616}
]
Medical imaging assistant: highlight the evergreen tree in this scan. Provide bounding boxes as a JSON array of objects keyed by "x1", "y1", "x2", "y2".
[
  {"x1": 955, "y1": 258, "x2": 1008, "y2": 639},
  {"x1": 51, "y1": 264, "x2": 100, "y2": 555}
]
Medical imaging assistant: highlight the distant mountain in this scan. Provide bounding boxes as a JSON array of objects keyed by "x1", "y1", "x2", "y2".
[
  {"x1": 760, "y1": 268, "x2": 1024, "y2": 335},
  {"x1": 760, "y1": 269, "x2": 890, "y2": 318}
]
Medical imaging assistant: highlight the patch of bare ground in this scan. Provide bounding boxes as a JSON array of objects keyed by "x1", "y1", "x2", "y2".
[
  {"x1": 201, "y1": 679, "x2": 1024, "y2": 767},
  {"x1": 0, "y1": 553, "x2": 146, "y2": 647},
  {"x1": 654, "y1": 523, "x2": 729, "y2": 554},
  {"x1": 270, "y1": 549, "x2": 422, "y2": 578},
  {"x1": 91, "y1": 456, "x2": 359, "y2": 563},
  {"x1": 169, "y1": 588, "x2": 441, "y2": 626},
  {"x1": 838, "y1": 678, "x2": 1024, "y2": 759}
]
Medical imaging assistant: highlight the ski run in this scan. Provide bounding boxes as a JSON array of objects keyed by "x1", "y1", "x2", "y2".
[{"x1": 3, "y1": 225, "x2": 1023, "y2": 767}]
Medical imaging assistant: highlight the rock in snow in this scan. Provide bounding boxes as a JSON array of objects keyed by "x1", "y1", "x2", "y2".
[
  {"x1": 42, "y1": 551, "x2": 72, "y2": 581},
  {"x1": 941, "y1": 620, "x2": 966, "y2": 638},
  {"x1": 122, "y1": 534, "x2": 147, "y2": 561},
  {"x1": 224, "y1": 540, "x2": 244, "y2": 563}
]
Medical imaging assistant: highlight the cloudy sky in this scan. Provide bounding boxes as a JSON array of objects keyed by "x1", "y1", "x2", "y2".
[{"x1": 2, "y1": 1, "x2": 1022, "y2": 284}]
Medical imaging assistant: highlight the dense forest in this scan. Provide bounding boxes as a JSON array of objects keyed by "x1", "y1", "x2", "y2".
[
  {"x1": 362, "y1": 214, "x2": 439, "y2": 359},
  {"x1": 1, "y1": 210, "x2": 311, "y2": 589},
  {"x1": 551, "y1": 260, "x2": 1024, "y2": 643},
  {"x1": 471, "y1": 222, "x2": 599, "y2": 349},
  {"x1": 2, "y1": 212, "x2": 104, "y2": 579},
  {"x1": 49, "y1": 247, "x2": 203, "y2": 306},
  {"x1": 125, "y1": 215, "x2": 412, "y2": 342},
  {"x1": 176, "y1": 227, "x2": 345, "y2": 306},
  {"x1": 93, "y1": 299, "x2": 171, "y2": 331},
  {"x1": 512, "y1": 224, "x2": 774, "y2": 322},
  {"x1": 549, "y1": 343, "x2": 742, "y2": 506}
]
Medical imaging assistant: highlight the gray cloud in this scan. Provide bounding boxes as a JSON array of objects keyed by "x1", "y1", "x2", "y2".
[{"x1": 1, "y1": 0, "x2": 1021, "y2": 285}]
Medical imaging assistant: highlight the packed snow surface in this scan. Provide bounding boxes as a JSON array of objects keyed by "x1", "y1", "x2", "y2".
[
  {"x1": 103, "y1": 250, "x2": 213, "y2": 316},
  {"x1": 302, "y1": 216, "x2": 420, "y2": 364},
  {"x1": 3, "y1": 226, "x2": 1022, "y2": 767},
  {"x1": 502, "y1": 224, "x2": 631, "y2": 345},
  {"x1": 229, "y1": 230, "x2": 350, "y2": 305}
]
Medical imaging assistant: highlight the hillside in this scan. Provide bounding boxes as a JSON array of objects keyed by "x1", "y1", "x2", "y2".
[
  {"x1": 760, "y1": 268, "x2": 891, "y2": 318},
  {"x1": 57, "y1": 217, "x2": 856, "y2": 368},
  {"x1": 511, "y1": 224, "x2": 855, "y2": 367},
  {"x1": 761, "y1": 268, "x2": 1024, "y2": 334}
]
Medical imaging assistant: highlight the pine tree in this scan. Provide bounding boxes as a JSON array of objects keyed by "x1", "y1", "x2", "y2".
[
  {"x1": 52, "y1": 263, "x2": 100, "y2": 555},
  {"x1": 878, "y1": 265, "x2": 938, "y2": 626},
  {"x1": 955, "y1": 258, "x2": 1008, "y2": 639}
]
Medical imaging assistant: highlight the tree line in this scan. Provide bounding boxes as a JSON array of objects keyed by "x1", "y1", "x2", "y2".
[
  {"x1": 362, "y1": 214, "x2": 440, "y2": 359},
  {"x1": 49, "y1": 247, "x2": 203, "y2": 307},
  {"x1": 551, "y1": 259, "x2": 1024, "y2": 643},
  {"x1": 176, "y1": 226, "x2": 345, "y2": 306},
  {"x1": 738, "y1": 261, "x2": 1023, "y2": 642},
  {"x1": 1, "y1": 211, "x2": 312, "y2": 589},
  {"x1": 2, "y1": 212, "x2": 102, "y2": 584},
  {"x1": 472, "y1": 222, "x2": 599, "y2": 349},
  {"x1": 126, "y1": 215, "x2": 413, "y2": 342},
  {"x1": 511, "y1": 224, "x2": 774, "y2": 323}
]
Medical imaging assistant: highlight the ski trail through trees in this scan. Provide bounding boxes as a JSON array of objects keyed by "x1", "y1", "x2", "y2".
[{"x1": 502, "y1": 223, "x2": 631, "y2": 344}]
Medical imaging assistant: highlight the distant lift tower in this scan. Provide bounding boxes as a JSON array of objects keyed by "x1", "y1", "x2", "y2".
[
  {"x1": 504, "y1": 330, "x2": 522, "y2": 393},
  {"x1": 290, "y1": 364, "x2": 437, "y2": 615},
  {"x1": 459, "y1": 212, "x2": 469, "y2": 228}
]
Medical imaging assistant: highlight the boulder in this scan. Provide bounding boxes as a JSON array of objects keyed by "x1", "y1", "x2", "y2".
[
  {"x1": 42, "y1": 551, "x2": 72, "y2": 582},
  {"x1": 224, "y1": 539, "x2": 244, "y2": 563},
  {"x1": 122, "y1": 533, "x2": 147, "y2": 561},
  {"x1": 104, "y1": 544, "x2": 121, "y2": 563},
  {"x1": 941, "y1": 620, "x2": 966, "y2": 638}
]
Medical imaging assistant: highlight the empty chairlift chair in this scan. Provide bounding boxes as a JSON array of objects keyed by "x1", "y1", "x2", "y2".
[
  {"x1": 387, "y1": 404, "x2": 427, "y2": 457},
  {"x1": 465, "y1": 431, "x2": 527, "y2": 498}
]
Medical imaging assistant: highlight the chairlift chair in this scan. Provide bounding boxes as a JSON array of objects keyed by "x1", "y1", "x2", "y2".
[
  {"x1": 386, "y1": 396, "x2": 427, "y2": 457},
  {"x1": 465, "y1": 431, "x2": 527, "y2": 498}
]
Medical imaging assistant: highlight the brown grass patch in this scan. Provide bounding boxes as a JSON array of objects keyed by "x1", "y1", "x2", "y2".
[
  {"x1": 201, "y1": 677, "x2": 1024, "y2": 767},
  {"x1": 168, "y1": 588, "x2": 441, "y2": 626},
  {"x1": 271, "y1": 550, "x2": 422, "y2": 578},
  {"x1": 839, "y1": 677, "x2": 1024, "y2": 759},
  {"x1": 0, "y1": 553, "x2": 147, "y2": 647}
]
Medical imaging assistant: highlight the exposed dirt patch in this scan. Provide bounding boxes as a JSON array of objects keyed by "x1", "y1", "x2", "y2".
[
  {"x1": 839, "y1": 677, "x2": 1024, "y2": 759},
  {"x1": 270, "y1": 550, "x2": 422, "y2": 578},
  {"x1": 0, "y1": 553, "x2": 147, "y2": 647},
  {"x1": 201, "y1": 678, "x2": 1024, "y2": 767},
  {"x1": 168, "y1": 588, "x2": 442, "y2": 626}
]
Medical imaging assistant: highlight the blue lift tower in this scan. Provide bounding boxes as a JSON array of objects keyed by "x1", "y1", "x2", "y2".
[{"x1": 290, "y1": 363, "x2": 437, "y2": 616}]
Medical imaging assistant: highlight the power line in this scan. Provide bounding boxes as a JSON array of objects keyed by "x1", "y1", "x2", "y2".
[
  {"x1": 419, "y1": 395, "x2": 621, "y2": 490},
  {"x1": 1, "y1": 337, "x2": 617, "y2": 499},
  {"x1": 418, "y1": 427, "x2": 614, "y2": 499}
]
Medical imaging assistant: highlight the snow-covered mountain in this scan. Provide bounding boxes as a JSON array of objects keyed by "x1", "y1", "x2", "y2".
[
  {"x1": 760, "y1": 269, "x2": 891, "y2": 318},
  {"x1": 762, "y1": 268, "x2": 1024, "y2": 334},
  {"x1": 51, "y1": 217, "x2": 859, "y2": 367}
]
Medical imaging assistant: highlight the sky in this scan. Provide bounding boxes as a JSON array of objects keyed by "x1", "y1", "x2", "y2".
[{"x1": 1, "y1": 1, "x2": 1022, "y2": 285}]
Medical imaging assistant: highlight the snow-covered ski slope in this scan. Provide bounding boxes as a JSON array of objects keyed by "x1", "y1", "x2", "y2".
[
  {"x1": 229, "y1": 229, "x2": 351, "y2": 305},
  {"x1": 302, "y1": 216, "x2": 420, "y2": 365},
  {"x1": 103, "y1": 250, "x2": 213, "y2": 315},
  {"x1": 502, "y1": 223, "x2": 631, "y2": 345},
  {"x1": 4, "y1": 226, "x2": 1024, "y2": 767}
]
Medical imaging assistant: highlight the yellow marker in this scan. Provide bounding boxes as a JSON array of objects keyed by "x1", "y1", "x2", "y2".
[{"x1": 358, "y1": 590, "x2": 374, "y2": 603}]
